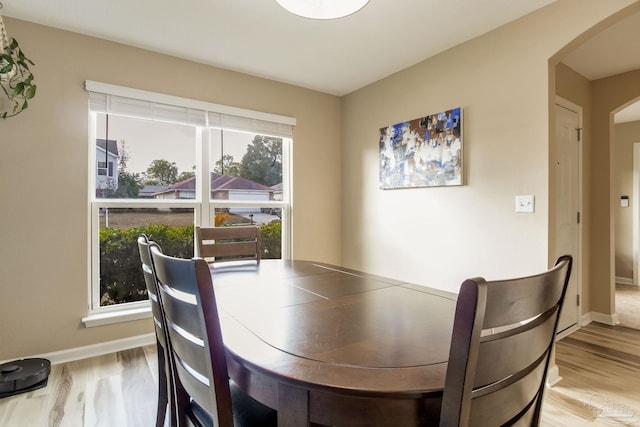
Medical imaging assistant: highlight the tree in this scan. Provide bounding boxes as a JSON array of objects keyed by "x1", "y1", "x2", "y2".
[
  {"x1": 144, "y1": 159, "x2": 178, "y2": 185},
  {"x1": 214, "y1": 154, "x2": 241, "y2": 176},
  {"x1": 102, "y1": 140, "x2": 141, "y2": 198},
  {"x1": 177, "y1": 165, "x2": 196, "y2": 183},
  {"x1": 240, "y1": 135, "x2": 282, "y2": 187},
  {"x1": 113, "y1": 171, "x2": 142, "y2": 198}
]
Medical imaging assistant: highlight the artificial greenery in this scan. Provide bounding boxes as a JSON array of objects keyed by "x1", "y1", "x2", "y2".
[{"x1": 1, "y1": 37, "x2": 36, "y2": 119}]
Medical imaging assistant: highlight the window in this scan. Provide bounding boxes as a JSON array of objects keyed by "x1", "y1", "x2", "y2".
[{"x1": 87, "y1": 81, "x2": 294, "y2": 313}]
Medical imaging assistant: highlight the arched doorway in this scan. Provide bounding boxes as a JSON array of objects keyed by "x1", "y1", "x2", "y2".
[{"x1": 552, "y1": 6, "x2": 640, "y2": 331}]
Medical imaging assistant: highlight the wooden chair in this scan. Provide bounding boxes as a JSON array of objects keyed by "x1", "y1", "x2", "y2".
[
  {"x1": 439, "y1": 255, "x2": 573, "y2": 427},
  {"x1": 137, "y1": 235, "x2": 174, "y2": 427},
  {"x1": 195, "y1": 225, "x2": 261, "y2": 264},
  {"x1": 149, "y1": 244, "x2": 277, "y2": 427}
]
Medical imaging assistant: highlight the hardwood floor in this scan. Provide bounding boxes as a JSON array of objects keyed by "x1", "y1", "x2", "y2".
[
  {"x1": 616, "y1": 283, "x2": 640, "y2": 330},
  {"x1": 1, "y1": 323, "x2": 639, "y2": 426},
  {"x1": 0, "y1": 346, "x2": 159, "y2": 427},
  {"x1": 541, "y1": 323, "x2": 640, "y2": 427}
]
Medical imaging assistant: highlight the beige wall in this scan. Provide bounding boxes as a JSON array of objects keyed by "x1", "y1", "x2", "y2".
[
  {"x1": 614, "y1": 120, "x2": 640, "y2": 280},
  {"x1": 341, "y1": 0, "x2": 638, "y2": 296},
  {"x1": 0, "y1": 18, "x2": 342, "y2": 361}
]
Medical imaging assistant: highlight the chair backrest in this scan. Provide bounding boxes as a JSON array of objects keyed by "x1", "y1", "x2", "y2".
[
  {"x1": 137, "y1": 235, "x2": 168, "y2": 350},
  {"x1": 137, "y1": 235, "x2": 174, "y2": 427},
  {"x1": 196, "y1": 225, "x2": 261, "y2": 264},
  {"x1": 440, "y1": 255, "x2": 573, "y2": 427},
  {"x1": 149, "y1": 244, "x2": 234, "y2": 427}
]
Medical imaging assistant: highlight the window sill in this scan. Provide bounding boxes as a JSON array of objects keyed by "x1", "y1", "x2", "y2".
[{"x1": 82, "y1": 305, "x2": 152, "y2": 328}]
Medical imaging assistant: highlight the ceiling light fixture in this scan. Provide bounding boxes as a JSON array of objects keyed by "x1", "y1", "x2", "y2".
[{"x1": 275, "y1": 0, "x2": 370, "y2": 20}]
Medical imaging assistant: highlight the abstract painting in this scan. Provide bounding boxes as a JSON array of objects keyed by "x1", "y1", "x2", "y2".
[{"x1": 379, "y1": 107, "x2": 462, "y2": 189}]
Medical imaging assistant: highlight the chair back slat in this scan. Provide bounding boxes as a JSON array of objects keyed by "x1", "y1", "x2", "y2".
[
  {"x1": 474, "y1": 307, "x2": 557, "y2": 387},
  {"x1": 150, "y1": 245, "x2": 234, "y2": 427},
  {"x1": 196, "y1": 226, "x2": 261, "y2": 264},
  {"x1": 468, "y1": 359, "x2": 547, "y2": 426},
  {"x1": 203, "y1": 241, "x2": 261, "y2": 259},
  {"x1": 440, "y1": 255, "x2": 572, "y2": 427},
  {"x1": 159, "y1": 287, "x2": 211, "y2": 380},
  {"x1": 482, "y1": 269, "x2": 567, "y2": 329}
]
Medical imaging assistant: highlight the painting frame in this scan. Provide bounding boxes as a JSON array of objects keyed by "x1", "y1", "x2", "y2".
[{"x1": 379, "y1": 107, "x2": 463, "y2": 189}]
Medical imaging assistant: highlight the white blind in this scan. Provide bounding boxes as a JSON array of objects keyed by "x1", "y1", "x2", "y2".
[
  {"x1": 89, "y1": 92, "x2": 207, "y2": 127},
  {"x1": 207, "y1": 112, "x2": 294, "y2": 137},
  {"x1": 86, "y1": 80, "x2": 295, "y2": 137}
]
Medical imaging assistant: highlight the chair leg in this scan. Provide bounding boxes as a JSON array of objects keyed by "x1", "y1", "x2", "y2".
[{"x1": 156, "y1": 342, "x2": 169, "y2": 427}]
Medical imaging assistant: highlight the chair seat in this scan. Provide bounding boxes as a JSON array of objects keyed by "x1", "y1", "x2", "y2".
[{"x1": 186, "y1": 379, "x2": 277, "y2": 427}]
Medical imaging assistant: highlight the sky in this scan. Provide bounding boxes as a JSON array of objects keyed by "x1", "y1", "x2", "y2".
[{"x1": 96, "y1": 113, "x2": 254, "y2": 175}]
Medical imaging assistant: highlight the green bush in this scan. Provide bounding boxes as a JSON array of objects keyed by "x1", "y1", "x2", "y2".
[
  {"x1": 99, "y1": 224, "x2": 194, "y2": 306},
  {"x1": 260, "y1": 221, "x2": 281, "y2": 259}
]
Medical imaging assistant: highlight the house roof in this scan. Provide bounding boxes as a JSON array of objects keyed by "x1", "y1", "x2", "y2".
[
  {"x1": 96, "y1": 139, "x2": 118, "y2": 156},
  {"x1": 213, "y1": 175, "x2": 273, "y2": 191},
  {"x1": 139, "y1": 185, "x2": 170, "y2": 196},
  {"x1": 159, "y1": 173, "x2": 274, "y2": 193}
]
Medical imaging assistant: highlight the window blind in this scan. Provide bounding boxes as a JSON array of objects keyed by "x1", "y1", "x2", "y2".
[{"x1": 86, "y1": 80, "x2": 295, "y2": 137}]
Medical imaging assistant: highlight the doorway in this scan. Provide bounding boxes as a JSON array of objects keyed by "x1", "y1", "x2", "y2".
[{"x1": 613, "y1": 137, "x2": 640, "y2": 330}]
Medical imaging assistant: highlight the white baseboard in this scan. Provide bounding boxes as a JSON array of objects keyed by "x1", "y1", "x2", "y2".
[
  {"x1": 0, "y1": 333, "x2": 156, "y2": 366},
  {"x1": 616, "y1": 276, "x2": 634, "y2": 286},
  {"x1": 546, "y1": 364, "x2": 562, "y2": 387},
  {"x1": 581, "y1": 311, "x2": 619, "y2": 326}
]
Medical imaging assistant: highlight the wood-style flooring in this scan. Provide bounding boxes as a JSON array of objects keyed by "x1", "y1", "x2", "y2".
[
  {"x1": 541, "y1": 323, "x2": 640, "y2": 427},
  {"x1": 1, "y1": 322, "x2": 639, "y2": 426},
  {"x1": 0, "y1": 346, "x2": 159, "y2": 427},
  {"x1": 616, "y1": 283, "x2": 640, "y2": 330}
]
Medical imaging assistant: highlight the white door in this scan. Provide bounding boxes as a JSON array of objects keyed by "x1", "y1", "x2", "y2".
[{"x1": 555, "y1": 101, "x2": 581, "y2": 334}]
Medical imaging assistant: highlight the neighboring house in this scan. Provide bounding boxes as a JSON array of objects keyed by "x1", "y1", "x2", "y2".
[
  {"x1": 154, "y1": 173, "x2": 275, "y2": 213},
  {"x1": 271, "y1": 183, "x2": 283, "y2": 201},
  {"x1": 95, "y1": 139, "x2": 119, "y2": 191},
  {"x1": 139, "y1": 184, "x2": 170, "y2": 199}
]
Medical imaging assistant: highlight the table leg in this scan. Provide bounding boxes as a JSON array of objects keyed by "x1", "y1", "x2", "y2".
[{"x1": 278, "y1": 383, "x2": 311, "y2": 427}]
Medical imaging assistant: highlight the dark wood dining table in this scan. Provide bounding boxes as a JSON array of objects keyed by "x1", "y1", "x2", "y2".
[{"x1": 210, "y1": 259, "x2": 457, "y2": 427}]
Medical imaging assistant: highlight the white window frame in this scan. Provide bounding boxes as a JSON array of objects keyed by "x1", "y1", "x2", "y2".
[{"x1": 84, "y1": 81, "x2": 295, "y2": 323}]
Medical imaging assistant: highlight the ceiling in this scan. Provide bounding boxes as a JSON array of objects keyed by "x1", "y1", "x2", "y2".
[
  {"x1": 2, "y1": 0, "x2": 558, "y2": 96},
  {"x1": 561, "y1": 10, "x2": 640, "y2": 123},
  {"x1": 2, "y1": 0, "x2": 639, "y2": 119}
]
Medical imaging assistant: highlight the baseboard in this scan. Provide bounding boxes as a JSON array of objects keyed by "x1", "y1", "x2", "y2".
[
  {"x1": 616, "y1": 276, "x2": 634, "y2": 286},
  {"x1": 546, "y1": 364, "x2": 562, "y2": 387},
  {"x1": 581, "y1": 311, "x2": 619, "y2": 326},
  {"x1": 0, "y1": 333, "x2": 156, "y2": 366}
]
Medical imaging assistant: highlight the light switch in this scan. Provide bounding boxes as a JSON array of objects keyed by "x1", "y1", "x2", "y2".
[{"x1": 516, "y1": 195, "x2": 535, "y2": 213}]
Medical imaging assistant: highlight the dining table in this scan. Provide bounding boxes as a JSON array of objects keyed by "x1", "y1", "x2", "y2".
[{"x1": 210, "y1": 259, "x2": 458, "y2": 427}]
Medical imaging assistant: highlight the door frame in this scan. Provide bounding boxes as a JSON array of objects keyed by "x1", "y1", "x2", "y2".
[
  {"x1": 555, "y1": 96, "x2": 583, "y2": 339},
  {"x1": 632, "y1": 142, "x2": 640, "y2": 286}
]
